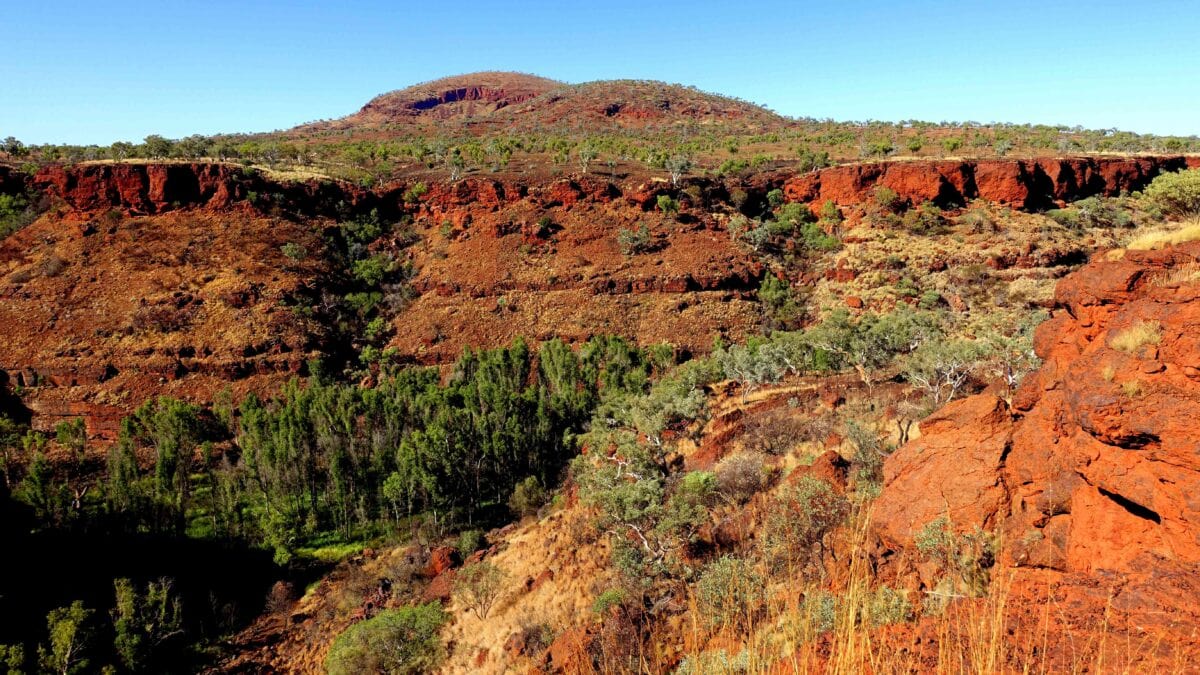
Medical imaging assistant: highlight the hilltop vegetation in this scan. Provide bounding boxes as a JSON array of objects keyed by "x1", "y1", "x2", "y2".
[{"x1": 4, "y1": 72, "x2": 1199, "y2": 189}]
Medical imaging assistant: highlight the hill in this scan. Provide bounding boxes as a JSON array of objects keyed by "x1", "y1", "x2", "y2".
[{"x1": 302, "y1": 71, "x2": 789, "y2": 135}]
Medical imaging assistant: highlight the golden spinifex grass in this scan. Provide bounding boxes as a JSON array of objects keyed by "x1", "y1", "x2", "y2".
[
  {"x1": 1125, "y1": 218, "x2": 1200, "y2": 250},
  {"x1": 671, "y1": 506, "x2": 1193, "y2": 675}
]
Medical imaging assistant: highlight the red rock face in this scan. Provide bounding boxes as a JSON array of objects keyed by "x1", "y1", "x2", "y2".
[
  {"x1": 872, "y1": 240, "x2": 1200, "y2": 651},
  {"x1": 783, "y1": 156, "x2": 1191, "y2": 210}
]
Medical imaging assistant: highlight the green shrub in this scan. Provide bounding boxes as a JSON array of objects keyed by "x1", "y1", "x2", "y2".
[
  {"x1": 508, "y1": 476, "x2": 548, "y2": 517},
  {"x1": 766, "y1": 188, "x2": 785, "y2": 208},
  {"x1": 1049, "y1": 197, "x2": 1132, "y2": 229},
  {"x1": 0, "y1": 191, "x2": 39, "y2": 238},
  {"x1": 695, "y1": 556, "x2": 763, "y2": 629},
  {"x1": 280, "y1": 242, "x2": 307, "y2": 261},
  {"x1": 762, "y1": 476, "x2": 849, "y2": 573},
  {"x1": 819, "y1": 199, "x2": 842, "y2": 224},
  {"x1": 1144, "y1": 169, "x2": 1200, "y2": 216},
  {"x1": 0, "y1": 643, "x2": 25, "y2": 674},
  {"x1": 457, "y1": 529, "x2": 487, "y2": 559},
  {"x1": 617, "y1": 224, "x2": 652, "y2": 255},
  {"x1": 1075, "y1": 196, "x2": 1133, "y2": 228},
  {"x1": 592, "y1": 588, "x2": 626, "y2": 615},
  {"x1": 758, "y1": 275, "x2": 804, "y2": 329},
  {"x1": 903, "y1": 201, "x2": 948, "y2": 234},
  {"x1": 656, "y1": 194, "x2": 679, "y2": 216},
  {"x1": 402, "y1": 181, "x2": 428, "y2": 203},
  {"x1": 325, "y1": 603, "x2": 448, "y2": 675},
  {"x1": 351, "y1": 254, "x2": 393, "y2": 286}
]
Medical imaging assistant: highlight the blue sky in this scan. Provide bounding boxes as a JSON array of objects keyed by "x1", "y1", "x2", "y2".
[{"x1": 2, "y1": 0, "x2": 1198, "y2": 144}]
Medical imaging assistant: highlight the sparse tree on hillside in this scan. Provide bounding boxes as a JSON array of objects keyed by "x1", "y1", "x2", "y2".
[
  {"x1": 453, "y1": 562, "x2": 506, "y2": 620},
  {"x1": 901, "y1": 339, "x2": 984, "y2": 407},
  {"x1": 577, "y1": 142, "x2": 599, "y2": 174},
  {"x1": 664, "y1": 154, "x2": 692, "y2": 187},
  {"x1": 3, "y1": 136, "x2": 27, "y2": 157},
  {"x1": 446, "y1": 148, "x2": 465, "y2": 181}
]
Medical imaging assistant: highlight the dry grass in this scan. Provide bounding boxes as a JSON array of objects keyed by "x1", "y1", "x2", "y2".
[
  {"x1": 1109, "y1": 320, "x2": 1162, "y2": 353},
  {"x1": 1121, "y1": 379, "x2": 1144, "y2": 398},
  {"x1": 669, "y1": 505, "x2": 1193, "y2": 675},
  {"x1": 1125, "y1": 219, "x2": 1200, "y2": 250},
  {"x1": 1154, "y1": 260, "x2": 1200, "y2": 287}
]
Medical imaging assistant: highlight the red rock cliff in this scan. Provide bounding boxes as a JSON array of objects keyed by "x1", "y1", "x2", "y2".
[
  {"x1": 872, "y1": 239, "x2": 1200, "y2": 642},
  {"x1": 784, "y1": 156, "x2": 1200, "y2": 210}
]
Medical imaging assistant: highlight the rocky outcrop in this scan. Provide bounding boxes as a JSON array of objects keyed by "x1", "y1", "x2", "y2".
[
  {"x1": 30, "y1": 156, "x2": 1200, "y2": 222},
  {"x1": 784, "y1": 156, "x2": 1200, "y2": 210},
  {"x1": 874, "y1": 237, "x2": 1200, "y2": 589}
]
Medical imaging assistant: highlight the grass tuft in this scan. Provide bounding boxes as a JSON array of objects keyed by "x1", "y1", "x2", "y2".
[
  {"x1": 1110, "y1": 320, "x2": 1162, "y2": 353},
  {"x1": 1125, "y1": 219, "x2": 1200, "y2": 250}
]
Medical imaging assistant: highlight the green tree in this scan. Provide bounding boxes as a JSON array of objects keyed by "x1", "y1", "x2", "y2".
[
  {"x1": 901, "y1": 339, "x2": 985, "y2": 407},
  {"x1": 38, "y1": 602, "x2": 93, "y2": 675},
  {"x1": 663, "y1": 154, "x2": 692, "y2": 187},
  {"x1": 576, "y1": 142, "x2": 599, "y2": 174},
  {"x1": 111, "y1": 577, "x2": 183, "y2": 672},
  {"x1": 142, "y1": 135, "x2": 173, "y2": 159},
  {"x1": 54, "y1": 419, "x2": 86, "y2": 459},
  {"x1": 0, "y1": 643, "x2": 26, "y2": 675}
]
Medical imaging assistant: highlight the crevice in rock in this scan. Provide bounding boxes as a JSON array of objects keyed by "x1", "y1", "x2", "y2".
[{"x1": 1097, "y1": 486, "x2": 1161, "y2": 524}]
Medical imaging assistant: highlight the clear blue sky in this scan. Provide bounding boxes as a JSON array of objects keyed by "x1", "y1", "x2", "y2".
[{"x1": 3, "y1": 0, "x2": 1198, "y2": 144}]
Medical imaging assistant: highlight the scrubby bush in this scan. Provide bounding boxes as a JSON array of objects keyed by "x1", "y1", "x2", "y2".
[
  {"x1": 656, "y1": 194, "x2": 679, "y2": 216},
  {"x1": 1144, "y1": 169, "x2": 1200, "y2": 216},
  {"x1": 757, "y1": 275, "x2": 805, "y2": 330},
  {"x1": 714, "y1": 452, "x2": 766, "y2": 503},
  {"x1": 766, "y1": 188, "x2": 785, "y2": 209},
  {"x1": 1048, "y1": 196, "x2": 1132, "y2": 229},
  {"x1": 740, "y1": 408, "x2": 805, "y2": 456},
  {"x1": 0, "y1": 191, "x2": 40, "y2": 238},
  {"x1": 617, "y1": 224, "x2": 652, "y2": 255},
  {"x1": 914, "y1": 517, "x2": 995, "y2": 605},
  {"x1": 695, "y1": 556, "x2": 763, "y2": 629},
  {"x1": 901, "y1": 338, "x2": 986, "y2": 406},
  {"x1": 903, "y1": 201, "x2": 948, "y2": 234},
  {"x1": 457, "y1": 529, "x2": 487, "y2": 560},
  {"x1": 959, "y1": 207, "x2": 995, "y2": 233},
  {"x1": 508, "y1": 475, "x2": 548, "y2": 517},
  {"x1": 280, "y1": 242, "x2": 307, "y2": 261},
  {"x1": 592, "y1": 588, "x2": 626, "y2": 615},
  {"x1": 324, "y1": 603, "x2": 448, "y2": 675},
  {"x1": 762, "y1": 476, "x2": 849, "y2": 574}
]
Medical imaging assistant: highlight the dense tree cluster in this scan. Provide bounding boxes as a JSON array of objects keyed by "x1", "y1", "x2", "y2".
[{"x1": 5, "y1": 337, "x2": 660, "y2": 566}]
